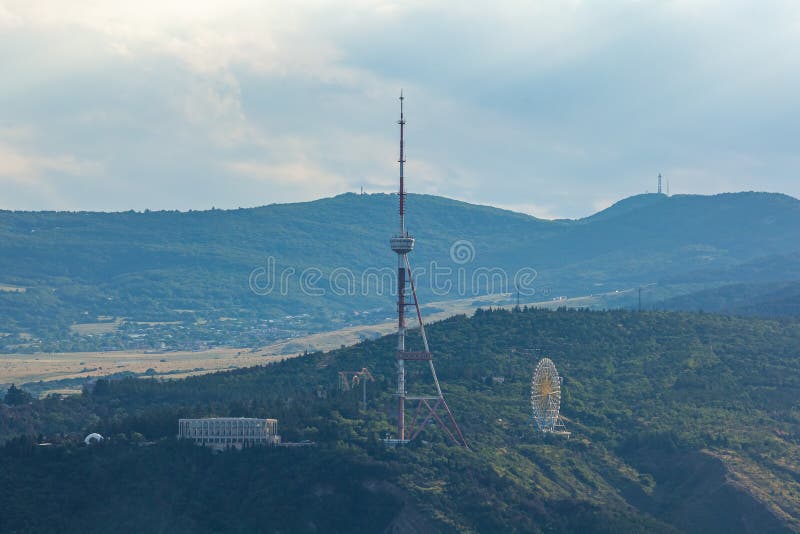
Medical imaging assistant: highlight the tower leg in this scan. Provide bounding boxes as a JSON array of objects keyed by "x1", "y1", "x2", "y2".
[
  {"x1": 362, "y1": 377, "x2": 367, "y2": 411},
  {"x1": 398, "y1": 396, "x2": 405, "y2": 440}
]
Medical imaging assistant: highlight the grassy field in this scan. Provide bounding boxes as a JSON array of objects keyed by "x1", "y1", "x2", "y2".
[{"x1": 69, "y1": 318, "x2": 126, "y2": 335}]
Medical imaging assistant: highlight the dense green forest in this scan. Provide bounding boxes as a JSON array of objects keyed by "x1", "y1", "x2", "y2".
[
  {"x1": 1, "y1": 191, "x2": 798, "y2": 351},
  {"x1": 2, "y1": 308, "x2": 799, "y2": 532}
]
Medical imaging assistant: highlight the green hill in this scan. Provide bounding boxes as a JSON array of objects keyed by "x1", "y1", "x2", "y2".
[
  {"x1": 1, "y1": 191, "x2": 798, "y2": 351},
  {"x1": 659, "y1": 280, "x2": 800, "y2": 316},
  {"x1": 2, "y1": 308, "x2": 799, "y2": 532}
]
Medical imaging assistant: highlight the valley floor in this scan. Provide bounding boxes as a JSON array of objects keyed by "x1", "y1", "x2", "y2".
[{"x1": 0, "y1": 289, "x2": 630, "y2": 394}]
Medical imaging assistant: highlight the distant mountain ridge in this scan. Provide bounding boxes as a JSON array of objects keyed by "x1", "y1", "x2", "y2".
[{"x1": 0, "y1": 191, "x2": 798, "y2": 345}]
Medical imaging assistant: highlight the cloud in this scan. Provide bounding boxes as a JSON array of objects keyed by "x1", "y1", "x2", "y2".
[
  {"x1": 0, "y1": 1, "x2": 798, "y2": 215},
  {"x1": 0, "y1": 137, "x2": 102, "y2": 184},
  {"x1": 226, "y1": 159, "x2": 349, "y2": 201},
  {"x1": 0, "y1": 130, "x2": 103, "y2": 208},
  {"x1": 179, "y1": 73, "x2": 259, "y2": 147},
  {"x1": 0, "y1": 3, "x2": 21, "y2": 27}
]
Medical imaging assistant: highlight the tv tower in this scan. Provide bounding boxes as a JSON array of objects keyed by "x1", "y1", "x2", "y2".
[
  {"x1": 386, "y1": 92, "x2": 467, "y2": 447},
  {"x1": 658, "y1": 173, "x2": 662, "y2": 194}
]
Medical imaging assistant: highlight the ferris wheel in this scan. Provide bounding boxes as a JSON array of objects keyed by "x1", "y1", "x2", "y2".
[{"x1": 530, "y1": 358, "x2": 570, "y2": 436}]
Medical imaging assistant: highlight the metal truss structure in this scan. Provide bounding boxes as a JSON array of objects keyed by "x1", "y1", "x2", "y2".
[
  {"x1": 386, "y1": 92, "x2": 467, "y2": 448},
  {"x1": 338, "y1": 367, "x2": 375, "y2": 411}
]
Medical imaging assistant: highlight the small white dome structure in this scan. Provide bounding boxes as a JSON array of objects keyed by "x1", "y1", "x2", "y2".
[{"x1": 84, "y1": 433, "x2": 104, "y2": 445}]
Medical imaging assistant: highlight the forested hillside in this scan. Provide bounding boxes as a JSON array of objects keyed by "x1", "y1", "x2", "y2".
[
  {"x1": 1, "y1": 191, "x2": 798, "y2": 352},
  {"x1": 2, "y1": 308, "x2": 799, "y2": 532},
  {"x1": 661, "y1": 280, "x2": 800, "y2": 317}
]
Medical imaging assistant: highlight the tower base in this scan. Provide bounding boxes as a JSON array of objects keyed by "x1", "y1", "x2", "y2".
[{"x1": 381, "y1": 438, "x2": 411, "y2": 447}]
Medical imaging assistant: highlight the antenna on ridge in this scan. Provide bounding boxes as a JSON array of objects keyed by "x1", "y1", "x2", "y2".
[{"x1": 658, "y1": 173, "x2": 662, "y2": 195}]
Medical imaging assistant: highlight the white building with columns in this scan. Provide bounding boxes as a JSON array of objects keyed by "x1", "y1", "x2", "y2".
[{"x1": 178, "y1": 418, "x2": 280, "y2": 450}]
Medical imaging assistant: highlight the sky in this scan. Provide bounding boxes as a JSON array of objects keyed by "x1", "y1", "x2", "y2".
[{"x1": 0, "y1": 1, "x2": 798, "y2": 219}]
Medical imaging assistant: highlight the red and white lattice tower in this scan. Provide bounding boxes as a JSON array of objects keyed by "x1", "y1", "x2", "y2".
[{"x1": 385, "y1": 92, "x2": 467, "y2": 447}]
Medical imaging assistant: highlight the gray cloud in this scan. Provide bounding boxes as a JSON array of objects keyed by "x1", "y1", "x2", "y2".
[{"x1": 0, "y1": 1, "x2": 798, "y2": 217}]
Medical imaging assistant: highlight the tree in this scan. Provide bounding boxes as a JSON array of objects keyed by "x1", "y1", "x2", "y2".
[{"x1": 4, "y1": 384, "x2": 33, "y2": 406}]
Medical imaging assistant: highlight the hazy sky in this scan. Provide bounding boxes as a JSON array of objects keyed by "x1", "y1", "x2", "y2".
[{"x1": 0, "y1": 1, "x2": 798, "y2": 218}]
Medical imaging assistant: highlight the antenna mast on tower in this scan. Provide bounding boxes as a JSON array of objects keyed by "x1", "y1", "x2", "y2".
[{"x1": 386, "y1": 92, "x2": 467, "y2": 447}]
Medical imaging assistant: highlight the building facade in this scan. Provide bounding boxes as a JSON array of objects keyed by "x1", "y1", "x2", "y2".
[{"x1": 178, "y1": 418, "x2": 280, "y2": 450}]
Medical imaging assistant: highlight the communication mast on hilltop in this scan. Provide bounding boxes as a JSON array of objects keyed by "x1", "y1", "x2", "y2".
[
  {"x1": 385, "y1": 92, "x2": 467, "y2": 447},
  {"x1": 658, "y1": 173, "x2": 662, "y2": 194}
]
